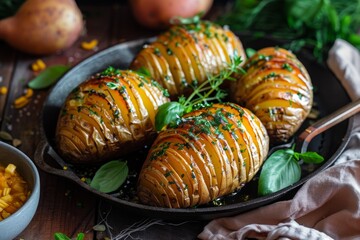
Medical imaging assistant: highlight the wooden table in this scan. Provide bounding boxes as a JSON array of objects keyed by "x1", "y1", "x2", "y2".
[{"x1": 0, "y1": 1, "x2": 226, "y2": 239}]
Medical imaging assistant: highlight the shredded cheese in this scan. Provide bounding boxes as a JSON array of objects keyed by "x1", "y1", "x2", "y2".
[
  {"x1": 0, "y1": 163, "x2": 30, "y2": 221},
  {"x1": 13, "y1": 88, "x2": 34, "y2": 109},
  {"x1": 31, "y1": 59, "x2": 46, "y2": 72},
  {"x1": 81, "y1": 39, "x2": 99, "y2": 50},
  {"x1": 0, "y1": 87, "x2": 8, "y2": 95}
]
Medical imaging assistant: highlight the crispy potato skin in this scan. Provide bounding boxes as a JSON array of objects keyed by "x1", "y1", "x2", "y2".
[
  {"x1": 137, "y1": 103, "x2": 269, "y2": 208},
  {"x1": 55, "y1": 70, "x2": 169, "y2": 164},
  {"x1": 231, "y1": 47, "x2": 313, "y2": 143},
  {"x1": 130, "y1": 22, "x2": 246, "y2": 98}
]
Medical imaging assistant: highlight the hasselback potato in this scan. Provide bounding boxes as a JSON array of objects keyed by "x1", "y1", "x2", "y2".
[
  {"x1": 137, "y1": 103, "x2": 269, "y2": 208},
  {"x1": 130, "y1": 21, "x2": 246, "y2": 97},
  {"x1": 231, "y1": 47, "x2": 313, "y2": 143},
  {"x1": 55, "y1": 68, "x2": 170, "y2": 164}
]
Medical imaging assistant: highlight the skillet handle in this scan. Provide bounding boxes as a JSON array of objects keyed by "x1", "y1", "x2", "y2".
[
  {"x1": 34, "y1": 139, "x2": 120, "y2": 200},
  {"x1": 34, "y1": 138, "x2": 83, "y2": 182},
  {"x1": 297, "y1": 98, "x2": 360, "y2": 153}
]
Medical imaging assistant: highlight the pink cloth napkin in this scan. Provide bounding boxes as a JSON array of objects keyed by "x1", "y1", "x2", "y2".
[{"x1": 198, "y1": 39, "x2": 360, "y2": 240}]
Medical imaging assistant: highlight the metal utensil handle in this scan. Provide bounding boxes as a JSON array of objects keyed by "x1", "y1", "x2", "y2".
[{"x1": 298, "y1": 98, "x2": 360, "y2": 153}]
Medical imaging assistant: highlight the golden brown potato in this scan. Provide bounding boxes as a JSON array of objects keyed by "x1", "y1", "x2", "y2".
[
  {"x1": 130, "y1": 21, "x2": 246, "y2": 97},
  {"x1": 137, "y1": 103, "x2": 269, "y2": 208},
  {"x1": 230, "y1": 47, "x2": 313, "y2": 143},
  {"x1": 55, "y1": 68, "x2": 170, "y2": 164}
]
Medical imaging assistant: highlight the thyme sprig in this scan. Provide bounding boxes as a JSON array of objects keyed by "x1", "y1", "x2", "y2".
[{"x1": 155, "y1": 53, "x2": 244, "y2": 131}]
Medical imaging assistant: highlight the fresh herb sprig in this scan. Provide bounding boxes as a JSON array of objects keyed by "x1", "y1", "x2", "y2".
[
  {"x1": 218, "y1": 0, "x2": 360, "y2": 62},
  {"x1": 258, "y1": 145, "x2": 324, "y2": 196},
  {"x1": 155, "y1": 53, "x2": 244, "y2": 131}
]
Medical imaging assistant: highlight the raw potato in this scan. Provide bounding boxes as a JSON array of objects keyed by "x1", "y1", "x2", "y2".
[
  {"x1": 130, "y1": 21, "x2": 246, "y2": 97},
  {"x1": 231, "y1": 47, "x2": 313, "y2": 143},
  {"x1": 137, "y1": 103, "x2": 269, "y2": 208},
  {"x1": 0, "y1": 0, "x2": 83, "y2": 55},
  {"x1": 55, "y1": 69, "x2": 169, "y2": 165},
  {"x1": 130, "y1": 0, "x2": 213, "y2": 29}
]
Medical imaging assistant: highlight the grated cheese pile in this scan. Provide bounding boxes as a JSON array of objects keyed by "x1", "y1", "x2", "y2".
[{"x1": 0, "y1": 163, "x2": 30, "y2": 220}]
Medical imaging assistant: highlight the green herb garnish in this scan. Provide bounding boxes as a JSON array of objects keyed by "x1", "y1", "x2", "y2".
[
  {"x1": 258, "y1": 146, "x2": 324, "y2": 196},
  {"x1": 245, "y1": 47, "x2": 257, "y2": 58},
  {"x1": 170, "y1": 12, "x2": 204, "y2": 25},
  {"x1": 155, "y1": 102, "x2": 186, "y2": 131},
  {"x1": 155, "y1": 53, "x2": 244, "y2": 131},
  {"x1": 54, "y1": 232, "x2": 84, "y2": 240},
  {"x1": 218, "y1": 0, "x2": 360, "y2": 62},
  {"x1": 136, "y1": 67, "x2": 152, "y2": 78},
  {"x1": 28, "y1": 65, "x2": 70, "y2": 89},
  {"x1": 90, "y1": 160, "x2": 128, "y2": 193}
]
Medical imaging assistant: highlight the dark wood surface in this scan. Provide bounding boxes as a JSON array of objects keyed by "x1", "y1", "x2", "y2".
[{"x1": 0, "y1": 1, "x2": 225, "y2": 239}]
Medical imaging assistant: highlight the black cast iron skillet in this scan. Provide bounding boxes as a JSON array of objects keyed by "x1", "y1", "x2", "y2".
[{"x1": 34, "y1": 35, "x2": 354, "y2": 221}]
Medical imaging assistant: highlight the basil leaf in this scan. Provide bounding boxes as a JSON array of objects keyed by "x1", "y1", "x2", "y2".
[
  {"x1": 76, "y1": 233, "x2": 85, "y2": 240},
  {"x1": 155, "y1": 102, "x2": 186, "y2": 131},
  {"x1": 28, "y1": 65, "x2": 70, "y2": 89},
  {"x1": 90, "y1": 160, "x2": 128, "y2": 193},
  {"x1": 258, "y1": 149, "x2": 301, "y2": 196},
  {"x1": 54, "y1": 233, "x2": 71, "y2": 240},
  {"x1": 245, "y1": 48, "x2": 257, "y2": 58},
  {"x1": 296, "y1": 151, "x2": 324, "y2": 164}
]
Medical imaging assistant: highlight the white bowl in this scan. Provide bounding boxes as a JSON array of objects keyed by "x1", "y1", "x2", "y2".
[{"x1": 0, "y1": 141, "x2": 40, "y2": 240}]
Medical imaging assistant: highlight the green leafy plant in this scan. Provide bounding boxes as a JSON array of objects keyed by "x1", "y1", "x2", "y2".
[
  {"x1": 218, "y1": 0, "x2": 360, "y2": 61},
  {"x1": 90, "y1": 160, "x2": 129, "y2": 193},
  {"x1": 54, "y1": 232, "x2": 84, "y2": 240},
  {"x1": 28, "y1": 65, "x2": 70, "y2": 89},
  {"x1": 155, "y1": 53, "x2": 244, "y2": 131},
  {"x1": 258, "y1": 146, "x2": 324, "y2": 196}
]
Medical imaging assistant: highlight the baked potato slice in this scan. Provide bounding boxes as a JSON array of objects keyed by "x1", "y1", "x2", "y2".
[
  {"x1": 137, "y1": 103, "x2": 269, "y2": 208},
  {"x1": 55, "y1": 68, "x2": 169, "y2": 164}
]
